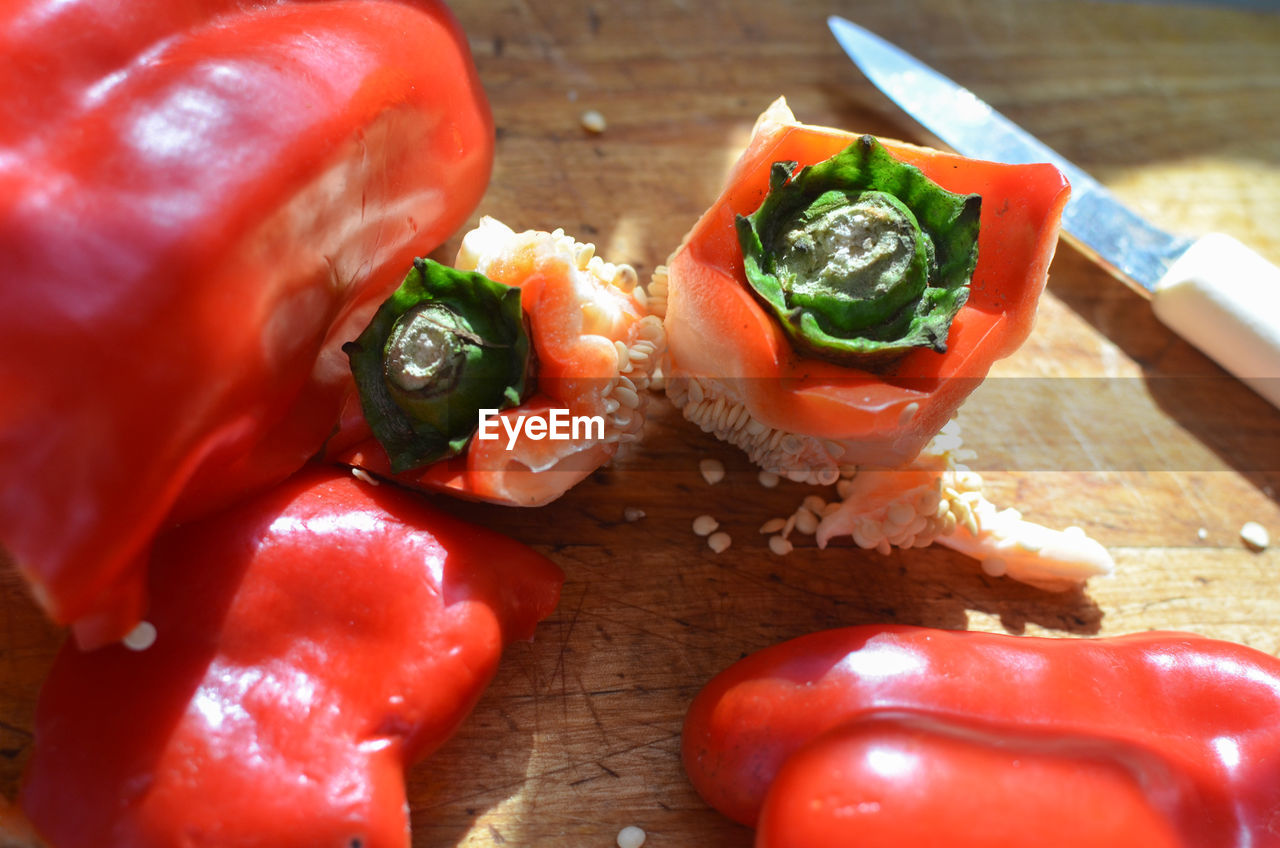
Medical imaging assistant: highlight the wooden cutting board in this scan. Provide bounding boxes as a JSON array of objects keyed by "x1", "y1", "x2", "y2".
[{"x1": 2, "y1": 1, "x2": 1278, "y2": 846}]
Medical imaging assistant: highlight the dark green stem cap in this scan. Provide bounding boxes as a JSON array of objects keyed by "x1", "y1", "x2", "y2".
[
  {"x1": 344, "y1": 258, "x2": 533, "y2": 472},
  {"x1": 736, "y1": 136, "x2": 981, "y2": 368}
]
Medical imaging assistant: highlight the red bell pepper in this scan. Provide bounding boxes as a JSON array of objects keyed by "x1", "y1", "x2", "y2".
[
  {"x1": 683, "y1": 625, "x2": 1280, "y2": 846},
  {"x1": 20, "y1": 467, "x2": 563, "y2": 848},
  {"x1": 658, "y1": 99, "x2": 1069, "y2": 475},
  {"x1": 0, "y1": 0, "x2": 494, "y2": 647}
]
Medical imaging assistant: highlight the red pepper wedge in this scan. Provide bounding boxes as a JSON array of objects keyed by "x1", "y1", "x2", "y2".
[
  {"x1": 19, "y1": 467, "x2": 563, "y2": 848},
  {"x1": 0, "y1": 0, "x2": 494, "y2": 647},
  {"x1": 683, "y1": 625, "x2": 1280, "y2": 845},
  {"x1": 659, "y1": 99, "x2": 1070, "y2": 473},
  {"x1": 330, "y1": 218, "x2": 666, "y2": 508}
]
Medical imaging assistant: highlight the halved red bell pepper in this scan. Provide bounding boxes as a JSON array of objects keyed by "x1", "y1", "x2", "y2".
[
  {"x1": 683, "y1": 625, "x2": 1280, "y2": 846},
  {"x1": 659, "y1": 99, "x2": 1069, "y2": 473},
  {"x1": 0, "y1": 0, "x2": 494, "y2": 647},
  {"x1": 20, "y1": 467, "x2": 563, "y2": 848}
]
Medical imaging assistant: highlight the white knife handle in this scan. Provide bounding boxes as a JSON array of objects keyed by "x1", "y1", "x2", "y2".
[{"x1": 1152, "y1": 233, "x2": 1280, "y2": 409}]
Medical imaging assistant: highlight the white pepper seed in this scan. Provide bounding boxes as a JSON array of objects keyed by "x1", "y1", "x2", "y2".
[
  {"x1": 768, "y1": 535, "x2": 794, "y2": 556},
  {"x1": 617, "y1": 826, "x2": 646, "y2": 848},
  {"x1": 793, "y1": 508, "x2": 819, "y2": 536},
  {"x1": 759, "y1": 517, "x2": 787, "y2": 534},
  {"x1": 757, "y1": 470, "x2": 781, "y2": 488},
  {"x1": 122, "y1": 621, "x2": 157, "y2": 652},
  {"x1": 1241, "y1": 521, "x2": 1270, "y2": 552},
  {"x1": 692, "y1": 514, "x2": 719, "y2": 536},
  {"x1": 699, "y1": 458, "x2": 726, "y2": 485}
]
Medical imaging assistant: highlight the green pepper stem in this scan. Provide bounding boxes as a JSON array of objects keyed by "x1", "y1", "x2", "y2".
[
  {"x1": 737, "y1": 136, "x2": 981, "y2": 369},
  {"x1": 344, "y1": 258, "x2": 533, "y2": 472}
]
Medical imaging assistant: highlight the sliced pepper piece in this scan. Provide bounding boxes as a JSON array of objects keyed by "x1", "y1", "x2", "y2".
[
  {"x1": 655, "y1": 98, "x2": 1069, "y2": 477},
  {"x1": 0, "y1": 0, "x2": 494, "y2": 646},
  {"x1": 20, "y1": 467, "x2": 563, "y2": 848},
  {"x1": 683, "y1": 625, "x2": 1280, "y2": 845},
  {"x1": 332, "y1": 217, "x2": 666, "y2": 507}
]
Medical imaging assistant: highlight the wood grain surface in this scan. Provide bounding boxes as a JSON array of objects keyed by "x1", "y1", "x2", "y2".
[{"x1": 3, "y1": 1, "x2": 1279, "y2": 846}]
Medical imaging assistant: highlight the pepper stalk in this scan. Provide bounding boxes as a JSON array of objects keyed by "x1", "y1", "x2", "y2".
[
  {"x1": 344, "y1": 257, "x2": 534, "y2": 472},
  {"x1": 736, "y1": 135, "x2": 981, "y2": 368}
]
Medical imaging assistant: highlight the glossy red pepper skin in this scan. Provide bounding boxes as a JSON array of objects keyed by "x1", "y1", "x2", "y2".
[
  {"x1": 20, "y1": 467, "x2": 562, "y2": 848},
  {"x1": 756, "y1": 713, "x2": 1197, "y2": 848},
  {"x1": 0, "y1": 0, "x2": 494, "y2": 647},
  {"x1": 683, "y1": 626, "x2": 1280, "y2": 846}
]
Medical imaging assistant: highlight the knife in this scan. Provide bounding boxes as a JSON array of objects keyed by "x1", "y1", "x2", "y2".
[{"x1": 828, "y1": 15, "x2": 1280, "y2": 410}]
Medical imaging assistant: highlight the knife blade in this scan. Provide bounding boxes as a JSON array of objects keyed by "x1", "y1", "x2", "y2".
[{"x1": 828, "y1": 15, "x2": 1280, "y2": 410}]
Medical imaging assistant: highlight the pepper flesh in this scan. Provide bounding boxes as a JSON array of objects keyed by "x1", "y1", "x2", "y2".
[
  {"x1": 0, "y1": 0, "x2": 494, "y2": 647},
  {"x1": 20, "y1": 467, "x2": 563, "y2": 848},
  {"x1": 658, "y1": 98, "x2": 1069, "y2": 474},
  {"x1": 682, "y1": 625, "x2": 1280, "y2": 845}
]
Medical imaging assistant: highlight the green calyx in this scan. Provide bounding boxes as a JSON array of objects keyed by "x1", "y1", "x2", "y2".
[
  {"x1": 735, "y1": 135, "x2": 981, "y2": 368},
  {"x1": 344, "y1": 257, "x2": 533, "y2": 472}
]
